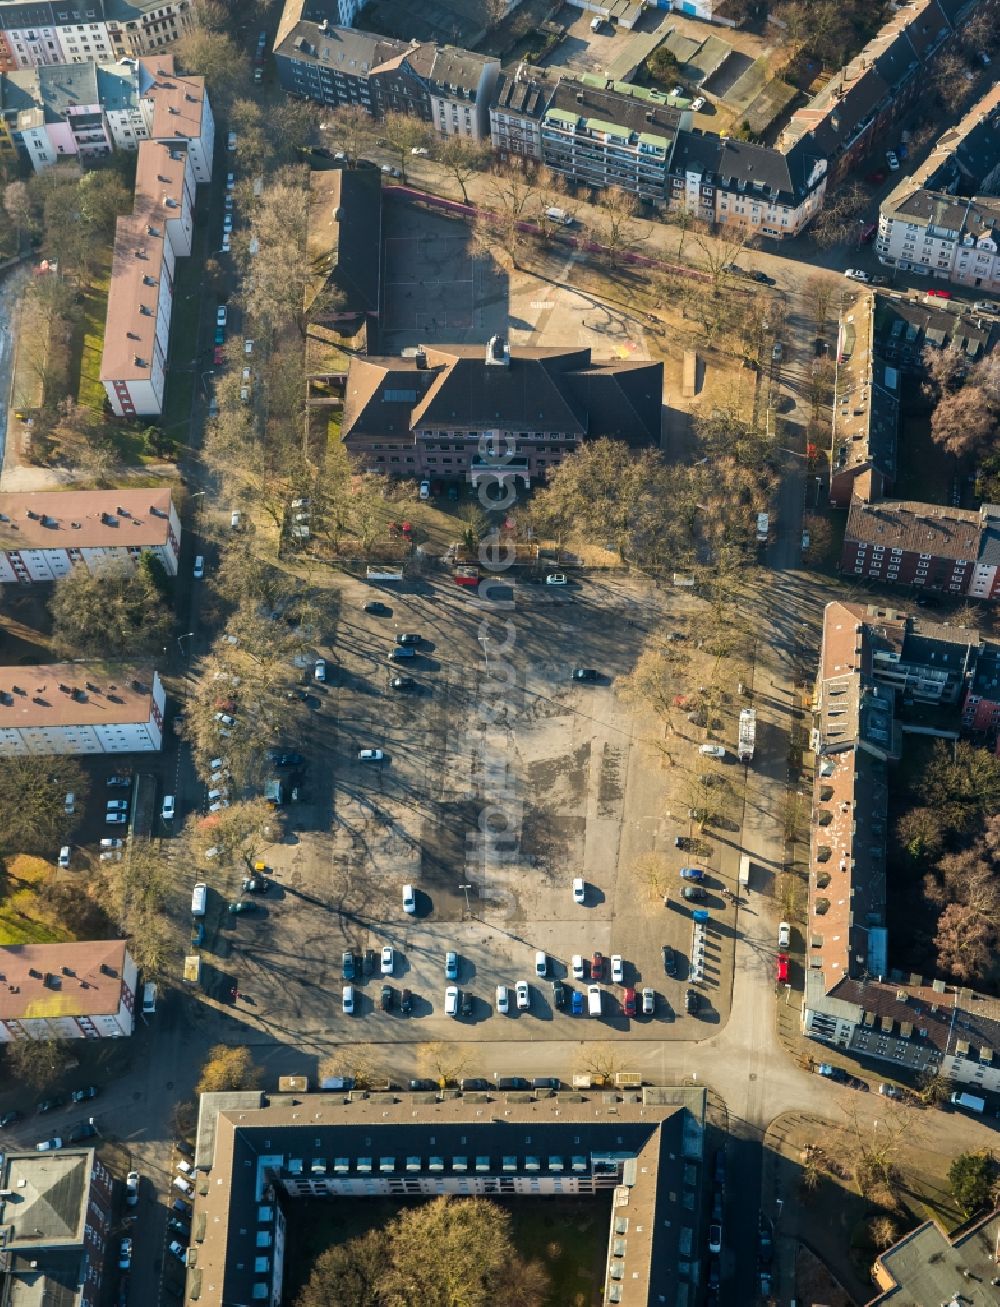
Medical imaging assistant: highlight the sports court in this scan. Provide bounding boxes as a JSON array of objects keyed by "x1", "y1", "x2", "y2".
[{"x1": 380, "y1": 199, "x2": 508, "y2": 351}]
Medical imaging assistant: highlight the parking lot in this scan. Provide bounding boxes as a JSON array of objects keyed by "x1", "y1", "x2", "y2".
[{"x1": 217, "y1": 565, "x2": 740, "y2": 1049}]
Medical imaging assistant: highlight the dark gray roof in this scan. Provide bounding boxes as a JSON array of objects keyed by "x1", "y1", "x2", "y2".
[
  {"x1": 492, "y1": 70, "x2": 552, "y2": 120},
  {"x1": 324, "y1": 167, "x2": 382, "y2": 318},
  {"x1": 274, "y1": 20, "x2": 410, "y2": 73},
  {"x1": 0, "y1": 1, "x2": 105, "y2": 28},
  {"x1": 37, "y1": 62, "x2": 99, "y2": 119},
  {"x1": 669, "y1": 128, "x2": 723, "y2": 180}
]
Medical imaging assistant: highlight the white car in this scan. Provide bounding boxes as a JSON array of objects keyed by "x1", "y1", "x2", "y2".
[
  {"x1": 419, "y1": 480, "x2": 431, "y2": 499},
  {"x1": 411, "y1": 146, "x2": 429, "y2": 156},
  {"x1": 176, "y1": 1159, "x2": 194, "y2": 1176},
  {"x1": 193, "y1": 555, "x2": 205, "y2": 579},
  {"x1": 611, "y1": 954, "x2": 624, "y2": 984},
  {"x1": 64, "y1": 791, "x2": 75, "y2": 815},
  {"x1": 802, "y1": 530, "x2": 811, "y2": 551},
  {"x1": 444, "y1": 986, "x2": 458, "y2": 1016},
  {"x1": 226, "y1": 171, "x2": 235, "y2": 189},
  {"x1": 691, "y1": 96, "x2": 706, "y2": 111},
  {"x1": 641, "y1": 987, "x2": 655, "y2": 1015},
  {"x1": 168, "y1": 1240, "x2": 187, "y2": 1263},
  {"x1": 216, "y1": 306, "x2": 228, "y2": 327},
  {"x1": 172, "y1": 1175, "x2": 193, "y2": 1194},
  {"x1": 572, "y1": 877, "x2": 585, "y2": 905},
  {"x1": 534, "y1": 951, "x2": 547, "y2": 978},
  {"x1": 545, "y1": 573, "x2": 567, "y2": 585},
  {"x1": 885, "y1": 149, "x2": 900, "y2": 171},
  {"x1": 515, "y1": 980, "x2": 530, "y2": 1010},
  {"x1": 58, "y1": 846, "x2": 71, "y2": 869},
  {"x1": 126, "y1": 1170, "x2": 139, "y2": 1204},
  {"x1": 36, "y1": 1138, "x2": 63, "y2": 1152},
  {"x1": 342, "y1": 985, "x2": 355, "y2": 1014},
  {"x1": 100, "y1": 837, "x2": 123, "y2": 850},
  {"x1": 777, "y1": 920, "x2": 791, "y2": 949},
  {"x1": 699, "y1": 745, "x2": 726, "y2": 758},
  {"x1": 358, "y1": 748, "x2": 384, "y2": 762},
  {"x1": 161, "y1": 794, "x2": 175, "y2": 821},
  {"x1": 402, "y1": 884, "x2": 416, "y2": 914},
  {"x1": 496, "y1": 984, "x2": 510, "y2": 1014},
  {"x1": 571, "y1": 954, "x2": 585, "y2": 980},
  {"x1": 844, "y1": 269, "x2": 870, "y2": 283},
  {"x1": 380, "y1": 945, "x2": 394, "y2": 976},
  {"x1": 314, "y1": 659, "x2": 327, "y2": 683},
  {"x1": 230, "y1": 510, "x2": 241, "y2": 529},
  {"x1": 221, "y1": 234, "x2": 231, "y2": 253},
  {"x1": 106, "y1": 799, "x2": 128, "y2": 813},
  {"x1": 106, "y1": 812, "x2": 128, "y2": 826},
  {"x1": 100, "y1": 850, "x2": 122, "y2": 862},
  {"x1": 223, "y1": 214, "x2": 233, "y2": 234}
]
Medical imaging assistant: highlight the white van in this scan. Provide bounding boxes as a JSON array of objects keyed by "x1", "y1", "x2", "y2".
[
  {"x1": 142, "y1": 983, "x2": 157, "y2": 1016},
  {"x1": 587, "y1": 985, "x2": 602, "y2": 1016},
  {"x1": 191, "y1": 883, "x2": 207, "y2": 917},
  {"x1": 590, "y1": 15, "x2": 603, "y2": 31},
  {"x1": 950, "y1": 1091, "x2": 985, "y2": 1113},
  {"x1": 544, "y1": 206, "x2": 574, "y2": 226}
]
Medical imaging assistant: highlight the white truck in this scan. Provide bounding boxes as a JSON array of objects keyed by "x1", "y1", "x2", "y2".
[
  {"x1": 738, "y1": 708, "x2": 757, "y2": 763},
  {"x1": 738, "y1": 853, "x2": 751, "y2": 889},
  {"x1": 756, "y1": 512, "x2": 769, "y2": 543}
]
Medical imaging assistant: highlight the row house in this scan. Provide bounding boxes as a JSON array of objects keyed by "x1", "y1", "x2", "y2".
[
  {"x1": 1, "y1": 1146, "x2": 116, "y2": 1307},
  {"x1": 0, "y1": 940, "x2": 137, "y2": 1037},
  {"x1": 274, "y1": 20, "x2": 498, "y2": 141},
  {"x1": 490, "y1": 66, "x2": 553, "y2": 163},
  {"x1": 842, "y1": 499, "x2": 1000, "y2": 601},
  {"x1": 779, "y1": 0, "x2": 983, "y2": 186},
  {"x1": 342, "y1": 336, "x2": 662, "y2": 487},
  {"x1": 960, "y1": 641, "x2": 1000, "y2": 742},
  {"x1": 0, "y1": 0, "x2": 194, "y2": 74},
  {"x1": 0, "y1": 663, "x2": 164, "y2": 756},
  {"x1": 829, "y1": 290, "x2": 898, "y2": 508},
  {"x1": 277, "y1": 0, "x2": 373, "y2": 38},
  {"x1": 0, "y1": 487, "x2": 180, "y2": 581},
  {"x1": 99, "y1": 56, "x2": 212, "y2": 417},
  {"x1": 668, "y1": 129, "x2": 827, "y2": 239},
  {"x1": 0, "y1": 57, "x2": 146, "y2": 169},
  {"x1": 803, "y1": 602, "x2": 1000, "y2": 1094},
  {"x1": 876, "y1": 83, "x2": 1000, "y2": 293}
]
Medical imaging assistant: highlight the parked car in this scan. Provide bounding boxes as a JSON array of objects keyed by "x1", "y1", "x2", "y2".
[
  {"x1": 241, "y1": 876, "x2": 269, "y2": 894},
  {"x1": 460, "y1": 990, "x2": 473, "y2": 1018},
  {"x1": 168, "y1": 1240, "x2": 187, "y2": 1264},
  {"x1": 662, "y1": 945, "x2": 677, "y2": 976},
  {"x1": 70, "y1": 1086, "x2": 97, "y2": 1104},
  {"x1": 679, "y1": 867, "x2": 704, "y2": 881},
  {"x1": 622, "y1": 986, "x2": 637, "y2": 1017},
  {"x1": 684, "y1": 988, "x2": 699, "y2": 1014},
  {"x1": 358, "y1": 749, "x2": 385, "y2": 762},
  {"x1": 380, "y1": 946, "x2": 394, "y2": 976},
  {"x1": 126, "y1": 1170, "x2": 139, "y2": 1204},
  {"x1": 36, "y1": 1138, "x2": 63, "y2": 1152},
  {"x1": 572, "y1": 877, "x2": 586, "y2": 904},
  {"x1": 572, "y1": 668, "x2": 598, "y2": 681},
  {"x1": 106, "y1": 774, "x2": 130, "y2": 789},
  {"x1": 682, "y1": 885, "x2": 707, "y2": 902},
  {"x1": 402, "y1": 884, "x2": 416, "y2": 914},
  {"x1": 380, "y1": 984, "x2": 393, "y2": 1011},
  {"x1": 419, "y1": 480, "x2": 431, "y2": 499},
  {"x1": 69, "y1": 1121, "x2": 97, "y2": 1142},
  {"x1": 496, "y1": 984, "x2": 510, "y2": 1014},
  {"x1": 844, "y1": 268, "x2": 871, "y2": 283},
  {"x1": 641, "y1": 986, "x2": 655, "y2": 1015},
  {"x1": 342, "y1": 985, "x2": 355, "y2": 1015},
  {"x1": 119, "y1": 1237, "x2": 133, "y2": 1270},
  {"x1": 37, "y1": 1096, "x2": 64, "y2": 1114},
  {"x1": 534, "y1": 950, "x2": 548, "y2": 978},
  {"x1": 391, "y1": 676, "x2": 418, "y2": 691},
  {"x1": 444, "y1": 986, "x2": 459, "y2": 1017},
  {"x1": 58, "y1": 845, "x2": 71, "y2": 869},
  {"x1": 365, "y1": 601, "x2": 391, "y2": 615},
  {"x1": 193, "y1": 555, "x2": 205, "y2": 579},
  {"x1": 776, "y1": 953, "x2": 789, "y2": 984},
  {"x1": 314, "y1": 659, "x2": 327, "y2": 683},
  {"x1": 926, "y1": 288, "x2": 952, "y2": 299},
  {"x1": 515, "y1": 980, "x2": 530, "y2": 1010},
  {"x1": 571, "y1": 954, "x2": 585, "y2": 980},
  {"x1": 885, "y1": 149, "x2": 900, "y2": 170},
  {"x1": 400, "y1": 988, "x2": 413, "y2": 1013},
  {"x1": 610, "y1": 954, "x2": 624, "y2": 984},
  {"x1": 396, "y1": 632, "x2": 421, "y2": 647},
  {"x1": 777, "y1": 920, "x2": 791, "y2": 948},
  {"x1": 571, "y1": 990, "x2": 585, "y2": 1015},
  {"x1": 591, "y1": 951, "x2": 604, "y2": 981},
  {"x1": 228, "y1": 900, "x2": 257, "y2": 915},
  {"x1": 551, "y1": 979, "x2": 566, "y2": 1009},
  {"x1": 691, "y1": 96, "x2": 706, "y2": 111},
  {"x1": 545, "y1": 573, "x2": 568, "y2": 585},
  {"x1": 445, "y1": 951, "x2": 459, "y2": 980}
]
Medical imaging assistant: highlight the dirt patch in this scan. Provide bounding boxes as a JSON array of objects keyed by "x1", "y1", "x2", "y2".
[{"x1": 794, "y1": 1243, "x2": 855, "y2": 1307}]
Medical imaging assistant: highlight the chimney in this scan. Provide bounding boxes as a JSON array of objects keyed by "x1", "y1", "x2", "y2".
[{"x1": 485, "y1": 335, "x2": 509, "y2": 368}]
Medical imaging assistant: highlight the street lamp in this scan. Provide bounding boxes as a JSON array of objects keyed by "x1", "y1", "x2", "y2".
[
  {"x1": 459, "y1": 883, "x2": 472, "y2": 914},
  {"x1": 478, "y1": 636, "x2": 490, "y2": 673}
]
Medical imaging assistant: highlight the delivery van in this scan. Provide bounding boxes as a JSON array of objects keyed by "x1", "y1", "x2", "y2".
[
  {"x1": 191, "y1": 882, "x2": 207, "y2": 917},
  {"x1": 950, "y1": 1091, "x2": 985, "y2": 1113},
  {"x1": 142, "y1": 982, "x2": 157, "y2": 1016}
]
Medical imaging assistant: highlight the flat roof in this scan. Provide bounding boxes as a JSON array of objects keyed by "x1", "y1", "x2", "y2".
[
  {"x1": 871, "y1": 1208, "x2": 1000, "y2": 1303},
  {"x1": 2, "y1": 1149, "x2": 93, "y2": 1247},
  {"x1": 0, "y1": 663, "x2": 157, "y2": 730},
  {"x1": 138, "y1": 54, "x2": 205, "y2": 140},
  {"x1": 0, "y1": 941, "x2": 128, "y2": 1021},
  {"x1": 0, "y1": 487, "x2": 174, "y2": 551}
]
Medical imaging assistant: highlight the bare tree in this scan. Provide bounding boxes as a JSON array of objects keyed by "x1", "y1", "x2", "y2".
[
  {"x1": 809, "y1": 181, "x2": 868, "y2": 247},
  {"x1": 804, "y1": 274, "x2": 835, "y2": 333},
  {"x1": 437, "y1": 136, "x2": 492, "y2": 205},
  {"x1": 380, "y1": 111, "x2": 432, "y2": 182},
  {"x1": 592, "y1": 186, "x2": 645, "y2": 263},
  {"x1": 632, "y1": 852, "x2": 673, "y2": 903},
  {"x1": 418, "y1": 1040, "x2": 469, "y2": 1086}
]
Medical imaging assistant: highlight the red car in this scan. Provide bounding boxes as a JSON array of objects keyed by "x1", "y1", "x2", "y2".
[
  {"x1": 591, "y1": 951, "x2": 604, "y2": 981},
  {"x1": 865, "y1": 170, "x2": 886, "y2": 185},
  {"x1": 622, "y1": 986, "x2": 637, "y2": 1017},
  {"x1": 213, "y1": 346, "x2": 225, "y2": 365},
  {"x1": 776, "y1": 953, "x2": 789, "y2": 984},
  {"x1": 926, "y1": 288, "x2": 952, "y2": 299}
]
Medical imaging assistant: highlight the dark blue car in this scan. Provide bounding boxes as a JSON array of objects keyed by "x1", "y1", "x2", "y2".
[{"x1": 571, "y1": 990, "x2": 584, "y2": 1015}]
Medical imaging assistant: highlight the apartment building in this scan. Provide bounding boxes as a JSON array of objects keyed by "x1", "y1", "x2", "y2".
[
  {"x1": 99, "y1": 56, "x2": 211, "y2": 417},
  {"x1": 0, "y1": 663, "x2": 164, "y2": 756},
  {"x1": 276, "y1": 0, "x2": 371, "y2": 39},
  {"x1": 803, "y1": 601, "x2": 1000, "y2": 1093},
  {"x1": 779, "y1": 0, "x2": 984, "y2": 186},
  {"x1": 829, "y1": 290, "x2": 899, "y2": 507},
  {"x1": 342, "y1": 336, "x2": 662, "y2": 485},
  {"x1": 0, "y1": 0, "x2": 195, "y2": 74},
  {"x1": 0, "y1": 939, "x2": 138, "y2": 1039},
  {"x1": 0, "y1": 57, "x2": 147, "y2": 169},
  {"x1": 540, "y1": 80, "x2": 681, "y2": 207},
  {"x1": 0, "y1": 487, "x2": 180, "y2": 581},
  {"x1": 490, "y1": 66, "x2": 553, "y2": 162},
  {"x1": 876, "y1": 83, "x2": 1000, "y2": 293},
  {"x1": 0, "y1": 1146, "x2": 116, "y2": 1307},
  {"x1": 842, "y1": 499, "x2": 1000, "y2": 601},
  {"x1": 190, "y1": 1087, "x2": 707, "y2": 1307},
  {"x1": 870, "y1": 1209, "x2": 1000, "y2": 1306},
  {"x1": 274, "y1": 20, "x2": 499, "y2": 139},
  {"x1": 960, "y1": 640, "x2": 1000, "y2": 741}
]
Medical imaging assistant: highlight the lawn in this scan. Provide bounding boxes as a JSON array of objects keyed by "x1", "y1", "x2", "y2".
[
  {"x1": 75, "y1": 256, "x2": 112, "y2": 414},
  {"x1": 0, "y1": 856, "x2": 78, "y2": 946},
  {"x1": 281, "y1": 1195, "x2": 610, "y2": 1307}
]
